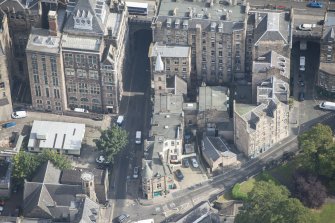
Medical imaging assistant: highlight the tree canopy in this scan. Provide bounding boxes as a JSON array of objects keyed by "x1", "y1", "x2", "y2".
[
  {"x1": 298, "y1": 123, "x2": 335, "y2": 180},
  {"x1": 294, "y1": 171, "x2": 327, "y2": 208},
  {"x1": 12, "y1": 150, "x2": 71, "y2": 186},
  {"x1": 95, "y1": 125, "x2": 128, "y2": 163},
  {"x1": 235, "y1": 181, "x2": 314, "y2": 223}
]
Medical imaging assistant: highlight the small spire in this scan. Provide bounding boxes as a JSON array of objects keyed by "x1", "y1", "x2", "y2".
[{"x1": 154, "y1": 49, "x2": 164, "y2": 72}]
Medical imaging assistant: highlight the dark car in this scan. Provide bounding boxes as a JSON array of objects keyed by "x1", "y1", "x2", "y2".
[
  {"x1": 307, "y1": 1, "x2": 323, "y2": 8},
  {"x1": 299, "y1": 92, "x2": 305, "y2": 101},
  {"x1": 115, "y1": 214, "x2": 130, "y2": 223},
  {"x1": 175, "y1": 169, "x2": 184, "y2": 181},
  {"x1": 183, "y1": 158, "x2": 190, "y2": 168}
]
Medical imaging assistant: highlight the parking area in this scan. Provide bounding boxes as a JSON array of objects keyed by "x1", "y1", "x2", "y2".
[{"x1": 173, "y1": 156, "x2": 208, "y2": 189}]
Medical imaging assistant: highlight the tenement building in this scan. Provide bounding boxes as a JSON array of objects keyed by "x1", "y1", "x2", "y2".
[
  {"x1": 234, "y1": 76, "x2": 289, "y2": 158},
  {"x1": 0, "y1": 10, "x2": 13, "y2": 121},
  {"x1": 0, "y1": 0, "x2": 42, "y2": 82},
  {"x1": 318, "y1": 11, "x2": 335, "y2": 92},
  {"x1": 26, "y1": 0, "x2": 128, "y2": 113},
  {"x1": 151, "y1": 0, "x2": 248, "y2": 84},
  {"x1": 245, "y1": 11, "x2": 291, "y2": 74}
]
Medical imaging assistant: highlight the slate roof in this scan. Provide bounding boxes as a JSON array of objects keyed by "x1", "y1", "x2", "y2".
[
  {"x1": 0, "y1": 0, "x2": 39, "y2": 11},
  {"x1": 253, "y1": 12, "x2": 289, "y2": 46},
  {"x1": 31, "y1": 161, "x2": 61, "y2": 184},
  {"x1": 62, "y1": 0, "x2": 108, "y2": 36},
  {"x1": 73, "y1": 196, "x2": 100, "y2": 223},
  {"x1": 253, "y1": 51, "x2": 290, "y2": 79}
]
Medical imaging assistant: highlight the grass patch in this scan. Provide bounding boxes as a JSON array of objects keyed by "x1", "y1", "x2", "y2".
[
  {"x1": 312, "y1": 203, "x2": 335, "y2": 223},
  {"x1": 239, "y1": 178, "x2": 256, "y2": 195},
  {"x1": 268, "y1": 159, "x2": 300, "y2": 191}
]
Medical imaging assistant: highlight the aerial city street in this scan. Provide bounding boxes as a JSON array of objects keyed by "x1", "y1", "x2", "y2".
[{"x1": 1, "y1": 0, "x2": 335, "y2": 222}]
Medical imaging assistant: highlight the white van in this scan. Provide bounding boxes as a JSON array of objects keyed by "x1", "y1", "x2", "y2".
[
  {"x1": 11, "y1": 111, "x2": 27, "y2": 119},
  {"x1": 116, "y1": 115, "x2": 124, "y2": 126},
  {"x1": 74, "y1": 108, "x2": 89, "y2": 113},
  {"x1": 135, "y1": 131, "x2": 142, "y2": 144},
  {"x1": 298, "y1": 24, "x2": 316, "y2": 31},
  {"x1": 299, "y1": 56, "x2": 305, "y2": 71}
]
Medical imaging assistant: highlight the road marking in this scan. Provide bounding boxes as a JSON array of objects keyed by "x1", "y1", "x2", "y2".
[{"x1": 169, "y1": 202, "x2": 176, "y2": 209}]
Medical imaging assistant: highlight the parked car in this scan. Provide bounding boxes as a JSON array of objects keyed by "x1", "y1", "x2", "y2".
[
  {"x1": 0, "y1": 205, "x2": 3, "y2": 215},
  {"x1": 115, "y1": 214, "x2": 130, "y2": 223},
  {"x1": 174, "y1": 169, "x2": 184, "y2": 181},
  {"x1": 11, "y1": 111, "x2": 27, "y2": 119},
  {"x1": 2, "y1": 122, "x2": 16, "y2": 129},
  {"x1": 299, "y1": 80, "x2": 305, "y2": 87},
  {"x1": 307, "y1": 1, "x2": 323, "y2": 8},
  {"x1": 298, "y1": 24, "x2": 316, "y2": 31},
  {"x1": 183, "y1": 158, "x2": 190, "y2": 168},
  {"x1": 191, "y1": 158, "x2": 199, "y2": 168},
  {"x1": 133, "y1": 166, "x2": 139, "y2": 179},
  {"x1": 96, "y1": 156, "x2": 110, "y2": 164}
]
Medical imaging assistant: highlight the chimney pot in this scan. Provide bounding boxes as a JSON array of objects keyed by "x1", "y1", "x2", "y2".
[{"x1": 48, "y1": 11, "x2": 58, "y2": 36}]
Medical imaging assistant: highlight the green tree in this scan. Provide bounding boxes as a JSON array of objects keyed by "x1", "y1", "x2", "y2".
[
  {"x1": 38, "y1": 149, "x2": 71, "y2": 170},
  {"x1": 298, "y1": 124, "x2": 334, "y2": 173},
  {"x1": 12, "y1": 152, "x2": 39, "y2": 185},
  {"x1": 235, "y1": 181, "x2": 314, "y2": 223},
  {"x1": 12, "y1": 150, "x2": 71, "y2": 186},
  {"x1": 95, "y1": 125, "x2": 128, "y2": 163}
]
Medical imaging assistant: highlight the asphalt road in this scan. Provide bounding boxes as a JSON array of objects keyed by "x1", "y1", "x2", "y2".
[{"x1": 110, "y1": 29, "x2": 152, "y2": 221}]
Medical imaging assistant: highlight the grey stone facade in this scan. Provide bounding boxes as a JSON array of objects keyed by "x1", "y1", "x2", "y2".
[
  {"x1": 151, "y1": 0, "x2": 248, "y2": 84},
  {"x1": 25, "y1": 0, "x2": 128, "y2": 113},
  {"x1": 0, "y1": 10, "x2": 13, "y2": 121}
]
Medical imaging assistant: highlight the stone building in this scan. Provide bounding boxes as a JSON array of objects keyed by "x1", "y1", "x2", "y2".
[
  {"x1": 234, "y1": 76, "x2": 289, "y2": 158},
  {"x1": 0, "y1": 0, "x2": 43, "y2": 82},
  {"x1": 26, "y1": 0, "x2": 128, "y2": 113},
  {"x1": 318, "y1": 11, "x2": 335, "y2": 92},
  {"x1": 151, "y1": 0, "x2": 248, "y2": 84},
  {"x1": 245, "y1": 11, "x2": 290, "y2": 74},
  {"x1": 26, "y1": 12, "x2": 66, "y2": 112},
  {"x1": 0, "y1": 10, "x2": 13, "y2": 121},
  {"x1": 148, "y1": 42, "x2": 191, "y2": 87}
]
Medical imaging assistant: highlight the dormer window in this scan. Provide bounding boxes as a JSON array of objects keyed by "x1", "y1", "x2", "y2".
[
  {"x1": 183, "y1": 20, "x2": 188, "y2": 30},
  {"x1": 73, "y1": 9, "x2": 93, "y2": 30},
  {"x1": 218, "y1": 23, "x2": 223, "y2": 33},
  {"x1": 167, "y1": 18, "x2": 171, "y2": 28},
  {"x1": 211, "y1": 22, "x2": 216, "y2": 32},
  {"x1": 175, "y1": 19, "x2": 180, "y2": 29}
]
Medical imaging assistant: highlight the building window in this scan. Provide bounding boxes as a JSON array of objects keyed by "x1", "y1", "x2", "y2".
[
  {"x1": 65, "y1": 68, "x2": 75, "y2": 76},
  {"x1": 89, "y1": 70, "x2": 99, "y2": 79},
  {"x1": 80, "y1": 98, "x2": 89, "y2": 102},
  {"x1": 90, "y1": 84, "x2": 100, "y2": 95},
  {"x1": 67, "y1": 81, "x2": 77, "y2": 93},
  {"x1": 54, "y1": 89, "x2": 60, "y2": 99},
  {"x1": 45, "y1": 88, "x2": 50, "y2": 98},
  {"x1": 52, "y1": 77, "x2": 59, "y2": 86},
  {"x1": 79, "y1": 83, "x2": 88, "y2": 93},
  {"x1": 33, "y1": 74, "x2": 39, "y2": 84},
  {"x1": 64, "y1": 53, "x2": 73, "y2": 66},
  {"x1": 35, "y1": 86, "x2": 41, "y2": 96},
  {"x1": 77, "y1": 69, "x2": 87, "y2": 78}
]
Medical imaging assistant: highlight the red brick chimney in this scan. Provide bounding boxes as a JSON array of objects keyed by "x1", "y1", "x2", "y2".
[{"x1": 48, "y1": 11, "x2": 58, "y2": 36}]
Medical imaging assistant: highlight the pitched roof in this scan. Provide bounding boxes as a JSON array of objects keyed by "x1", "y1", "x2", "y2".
[
  {"x1": 31, "y1": 161, "x2": 61, "y2": 184},
  {"x1": 62, "y1": 0, "x2": 108, "y2": 36},
  {"x1": 254, "y1": 12, "x2": 289, "y2": 46}
]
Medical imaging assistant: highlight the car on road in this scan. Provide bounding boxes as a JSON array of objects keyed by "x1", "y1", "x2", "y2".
[
  {"x1": 133, "y1": 166, "x2": 139, "y2": 178},
  {"x1": 11, "y1": 111, "x2": 27, "y2": 119},
  {"x1": 299, "y1": 80, "x2": 305, "y2": 87},
  {"x1": 299, "y1": 92, "x2": 305, "y2": 101},
  {"x1": 307, "y1": 1, "x2": 323, "y2": 8},
  {"x1": 298, "y1": 24, "x2": 316, "y2": 31},
  {"x1": 2, "y1": 122, "x2": 16, "y2": 129},
  {"x1": 0, "y1": 205, "x2": 3, "y2": 215},
  {"x1": 183, "y1": 158, "x2": 190, "y2": 168},
  {"x1": 115, "y1": 214, "x2": 130, "y2": 223},
  {"x1": 174, "y1": 169, "x2": 184, "y2": 181},
  {"x1": 96, "y1": 156, "x2": 110, "y2": 164},
  {"x1": 191, "y1": 158, "x2": 199, "y2": 168},
  {"x1": 116, "y1": 115, "x2": 124, "y2": 126}
]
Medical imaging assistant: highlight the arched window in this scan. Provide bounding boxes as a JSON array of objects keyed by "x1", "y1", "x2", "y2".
[
  {"x1": 69, "y1": 96, "x2": 77, "y2": 101},
  {"x1": 92, "y1": 98, "x2": 100, "y2": 104},
  {"x1": 80, "y1": 98, "x2": 89, "y2": 102}
]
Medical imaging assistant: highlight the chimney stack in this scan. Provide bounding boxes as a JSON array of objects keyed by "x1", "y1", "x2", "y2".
[{"x1": 48, "y1": 11, "x2": 58, "y2": 36}]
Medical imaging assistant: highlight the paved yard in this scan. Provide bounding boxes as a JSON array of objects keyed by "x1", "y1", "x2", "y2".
[{"x1": 174, "y1": 157, "x2": 208, "y2": 190}]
